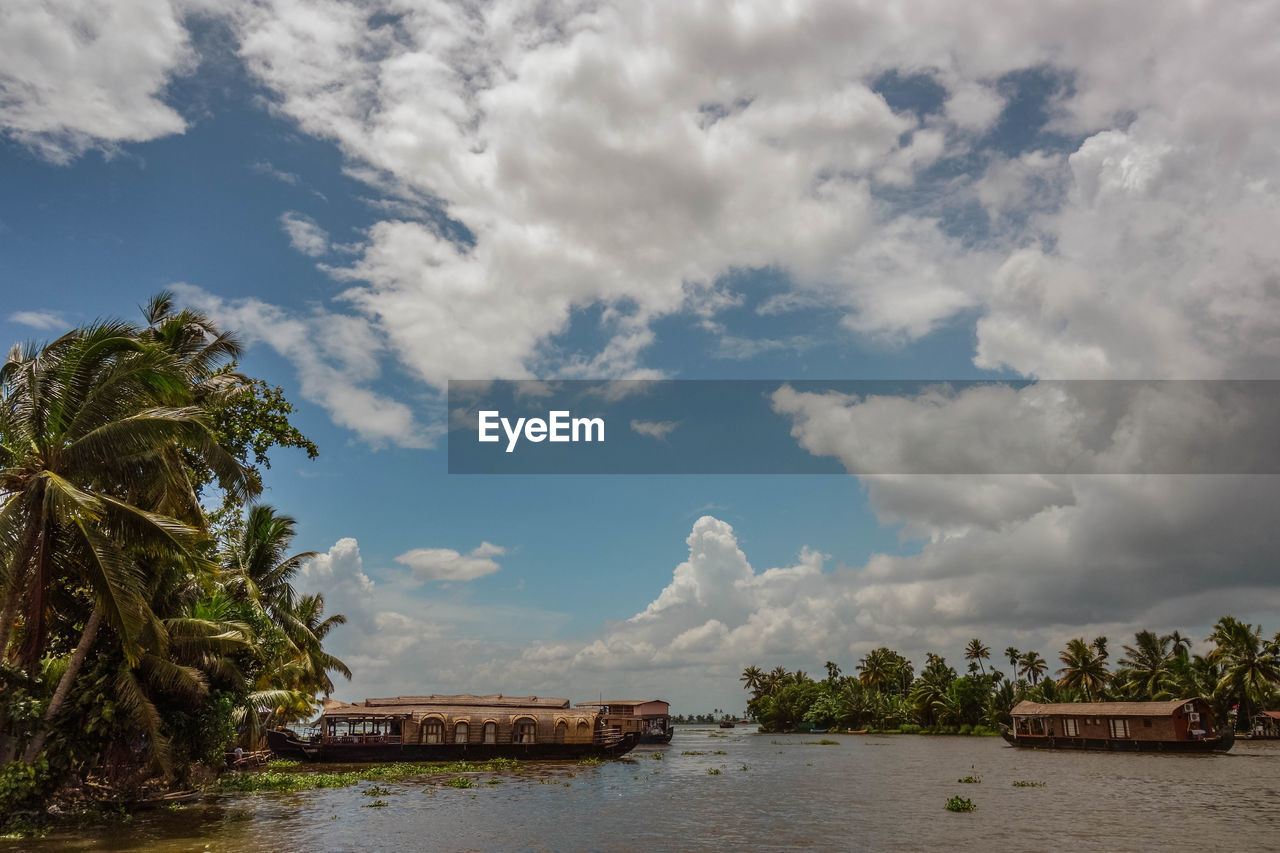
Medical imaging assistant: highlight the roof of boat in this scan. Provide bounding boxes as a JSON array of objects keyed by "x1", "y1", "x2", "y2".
[
  {"x1": 318, "y1": 694, "x2": 577, "y2": 719},
  {"x1": 1012, "y1": 699, "x2": 1201, "y2": 716}
]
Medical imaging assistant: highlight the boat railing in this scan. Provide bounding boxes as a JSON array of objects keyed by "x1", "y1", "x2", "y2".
[
  {"x1": 323, "y1": 734, "x2": 403, "y2": 745},
  {"x1": 593, "y1": 727, "x2": 624, "y2": 745}
]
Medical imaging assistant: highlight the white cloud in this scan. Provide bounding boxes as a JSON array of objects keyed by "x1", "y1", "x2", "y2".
[
  {"x1": 171, "y1": 282, "x2": 432, "y2": 449},
  {"x1": 8, "y1": 310, "x2": 66, "y2": 330},
  {"x1": 629, "y1": 420, "x2": 679, "y2": 440},
  {"x1": 0, "y1": 0, "x2": 193, "y2": 162},
  {"x1": 279, "y1": 211, "x2": 329, "y2": 257},
  {"x1": 395, "y1": 542, "x2": 505, "y2": 582}
]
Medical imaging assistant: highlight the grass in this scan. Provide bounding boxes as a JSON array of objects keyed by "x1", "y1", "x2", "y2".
[{"x1": 945, "y1": 796, "x2": 976, "y2": 812}]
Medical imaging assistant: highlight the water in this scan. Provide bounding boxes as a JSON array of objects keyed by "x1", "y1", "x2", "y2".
[{"x1": 9, "y1": 729, "x2": 1280, "y2": 851}]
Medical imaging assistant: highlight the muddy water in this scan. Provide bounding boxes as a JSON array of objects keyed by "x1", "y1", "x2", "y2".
[{"x1": 9, "y1": 728, "x2": 1280, "y2": 851}]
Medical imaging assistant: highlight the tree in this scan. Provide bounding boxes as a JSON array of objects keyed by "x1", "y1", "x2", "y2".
[
  {"x1": 1018, "y1": 651, "x2": 1048, "y2": 685},
  {"x1": 1005, "y1": 646, "x2": 1021, "y2": 676},
  {"x1": 740, "y1": 666, "x2": 764, "y2": 698},
  {"x1": 1117, "y1": 630, "x2": 1174, "y2": 700},
  {"x1": 1209, "y1": 616, "x2": 1280, "y2": 731},
  {"x1": 964, "y1": 639, "x2": 990, "y2": 676},
  {"x1": 1057, "y1": 637, "x2": 1109, "y2": 701}
]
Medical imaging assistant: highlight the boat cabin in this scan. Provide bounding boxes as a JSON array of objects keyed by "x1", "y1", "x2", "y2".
[
  {"x1": 575, "y1": 699, "x2": 671, "y2": 740},
  {"x1": 316, "y1": 694, "x2": 606, "y2": 746},
  {"x1": 1010, "y1": 698, "x2": 1218, "y2": 743},
  {"x1": 1253, "y1": 710, "x2": 1280, "y2": 738}
]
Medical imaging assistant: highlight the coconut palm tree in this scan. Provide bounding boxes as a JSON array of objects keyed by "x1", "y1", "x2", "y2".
[
  {"x1": 1117, "y1": 630, "x2": 1174, "y2": 700},
  {"x1": 740, "y1": 665, "x2": 764, "y2": 698},
  {"x1": 1209, "y1": 616, "x2": 1280, "y2": 731},
  {"x1": 0, "y1": 323, "x2": 252, "y2": 762},
  {"x1": 1057, "y1": 637, "x2": 1110, "y2": 701},
  {"x1": 1005, "y1": 646, "x2": 1021, "y2": 676},
  {"x1": 964, "y1": 639, "x2": 990, "y2": 676},
  {"x1": 1018, "y1": 651, "x2": 1048, "y2": 685}
]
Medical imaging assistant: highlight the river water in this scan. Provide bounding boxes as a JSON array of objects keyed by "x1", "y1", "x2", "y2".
[{"x1": 9, "y1": 728, "x2": 1280, "y2": 851}]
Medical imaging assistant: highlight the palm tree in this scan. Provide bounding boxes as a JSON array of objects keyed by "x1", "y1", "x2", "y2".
[
  {"x1": 1092, "y1": 636, "x2": 1109, "y2": 661},
  {"x1": 1117, "y1": 630, "x2": 1174, "y2": 700},
  {"x1": 1057, "y1": 637, "x2": 1110, "y2": 701},
  {"x1": 1019, "y1": 651, "x2": 1048, "y2": 685},
  {"x1": 1005, "y1": 646, "x2": 1021, "y2": 676},
  {"x1": 0, "y1": 323, "x2": 252, "y2": 762},
  {"x1": 223, "y1": 504, "x2": 317, "y2": 646},
  {"x1": 290, "y1": 593, "x2": 351, "y2": 698},
  {"x1": 1209, "y1": 616, "x2": 1280, "y2": 731},
  {"x1": 964, "y1": 639, "x2": 990, "y2": 676},
  {"x1": 740, "y1": 666, "x2": 764, "y2": 697}
]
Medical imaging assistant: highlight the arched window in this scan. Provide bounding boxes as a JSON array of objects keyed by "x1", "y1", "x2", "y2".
[
  {"x1": 577, "y1": 721, "x2": 591, "y2": 741},
  {"x1": 555, "y1": 720, "x2": 568, "y2": 743},
  {"x1": 423, "y1": 718, "x2": 444, "y2": 744},
  {"x1": 513, "y1": 718, "x2": 537, "y2": 744},
  {"x1": 482, "y1": 721, "x2": 497, "y2": 743},
  {"x1": 454, "y1": 721, "x2": 470, "y2": 744}
]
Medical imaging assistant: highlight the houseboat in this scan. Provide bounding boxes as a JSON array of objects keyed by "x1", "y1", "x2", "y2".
[
  {"x1": 1000, "y1": 698, "x2": 1234, "y2": 753},
  {"x1": 574, "y1": 699, "x2": 674, "y2": 744},
  {"x1": 266, "y1": 694, "x2": 639, "y2": 762}
]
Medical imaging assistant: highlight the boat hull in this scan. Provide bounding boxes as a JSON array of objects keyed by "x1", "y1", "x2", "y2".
[
  {"x1": 999, "y1": 724, "x2": 1234, "y2": 753},
  {"x1": 639, "y1": 730, "x2": 674, "y2": 745},
  {"x1": 266, "y1": 729, "x2": 640, "y2": 762}
]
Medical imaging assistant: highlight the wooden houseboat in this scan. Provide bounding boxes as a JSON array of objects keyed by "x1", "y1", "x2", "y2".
[
  {"x1": 574, "y1": 699, "x2": 673, "y2": 744},
  {"x1": 1000, "y1": 698, "x2": 1234, "y2": 753},
  {"x1": 267, "y1": 694, "x2": 639, "y2": 762}
]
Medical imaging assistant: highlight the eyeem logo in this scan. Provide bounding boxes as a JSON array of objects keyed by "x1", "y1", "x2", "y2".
[{"x1": 478, "y1": 410, "x2": 605, "y2": 453}]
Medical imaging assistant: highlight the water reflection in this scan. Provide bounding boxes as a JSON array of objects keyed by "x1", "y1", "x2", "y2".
[{"x1": 9, "y1": 728, "x2": 1280, "y2": 851}]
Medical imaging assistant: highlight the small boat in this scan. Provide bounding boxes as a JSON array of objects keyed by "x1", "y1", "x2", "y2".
[
  {"x1": 809, "y1": 728, "x2": 828, "y2": 734},
  {"x1": 1000, "y1": 698, "x2": 1234, "y2": 753},
  {"x1": 846, "y1": 729, "x2": 868, "y2": 735},
  {"x1": 268, "y1": 694, "x2": 639, "y2": 762},
  {"x1": 719, "y1": 721, "x2": 736, "y2": 729}
]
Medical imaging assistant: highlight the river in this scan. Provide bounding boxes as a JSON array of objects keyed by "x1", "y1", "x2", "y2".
[{"x1": 9, "y1": 728, "x2": 1280, "y2": 851}]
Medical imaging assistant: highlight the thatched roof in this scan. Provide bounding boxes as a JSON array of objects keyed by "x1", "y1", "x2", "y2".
[
  {"x1": 319, "y1": 694, "x2": 588, "y2": 722},
  {"x1": 1012, "y1": 699, "x2": 1198, "y2": 717}
]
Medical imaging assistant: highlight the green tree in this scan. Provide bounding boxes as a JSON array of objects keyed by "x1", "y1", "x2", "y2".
[
  {"x1": 963, "y1": 639, "x2": 990, "y2": 676},
  {"x1": 1209, "y1": 616, "x2": 1280, "y2": 731},
  {"x1": 1057, "y1": 637, "x2": 1110, "y2": 701}
]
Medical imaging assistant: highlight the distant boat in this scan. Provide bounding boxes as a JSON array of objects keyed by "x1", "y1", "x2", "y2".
[
  {"x1": 719, "y1": 721, "x2": 736, "y2": 728},
  {"x1": 1000, "y1": 698, "x2": 1234, "y2": 753},
  {"x1": 846, "y1": 729, "x2": 868, "y2": 735},
  {"x1": 268, "y1": 694, "x2": 638, "y2": 762},
  {"x1": 809, "y1": 728, "x2": 828, "y2": 734}
]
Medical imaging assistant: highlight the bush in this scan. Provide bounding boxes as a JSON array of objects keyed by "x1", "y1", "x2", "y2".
[
  {"x1": 958, "y1": 724, "x2": 973, "y2": 735},
  {"x1": 898, "y1": 724, "x2": 921, "y2": 734},
  {"x1": 0, "y1": 758, "x2": 54, "y2": 821}
]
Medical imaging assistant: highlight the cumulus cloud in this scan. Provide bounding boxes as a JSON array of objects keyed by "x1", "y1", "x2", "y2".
[
  {"x1": 0, "y1": 0, "x2": 193, "y2": 162},
  {"x1": 279, "y1": 211, "x2": 329, "y2": 257},
  {"x1": 8, "y1": 310, "x2": 66, "y2": 330},
  {"x1": 395, "y1": 542, "x2": 505, "y2": 582}
]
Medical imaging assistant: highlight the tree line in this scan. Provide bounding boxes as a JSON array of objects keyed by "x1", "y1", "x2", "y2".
[
  {"x1": 0, "y1": 294, "x2": 348, "y2": 816},
  {"x1": 742, "y1": 620, "x2": 1280, "y2": 733}
]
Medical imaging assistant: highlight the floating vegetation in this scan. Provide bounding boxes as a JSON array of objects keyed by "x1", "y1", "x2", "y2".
[
  {"x1": 712, "y1": 750, "x2": 727, "y2": 755},
  {"x1": 1012, "y1": 781, "x2": 1046, "y2": 787},
  {"x1": 707, "y1": 733, "x2": 728, "y2": 738},
  {"x1": 216, "y1": 759, "x2": 522, "y2": 794},
  {"x1": 363, "y1": 800, "x2": 390, "y2": 808},
  {"x1": 651, "y1": 753, "x2": 664, "y2": 760},
  {"x1": 957, "y1": 775, "x2": 981, "y2": 784},
  {"x1": 265, "y1": 759, "x2": 300, "y2": 769},
  {"x1": 444, "y1": 778, "x2": 473, "y2": 789},
  {"x1": 486, "y1": 779, "x2": 503, "y2": 786},
  {"x1": 577, "y1": 757, "x2": 601, "y2": 766},
  {"x1": 707, "y1": 768, "x2": 722, "y2": 775},
  {"x1": 362, "y1": 786, "x2": 393, "y2": 797},
  {"x1": 803, "y1": 739, "x2": 840, "y2": 745},
  {"x1": 945, "y1": 796, "x2": 976, "y2": 812},
  {"x1": 740, "y1": 765, "x2": 750, "y2": 772},
  {"x1": 681, "y1": 750, "x2": 707, "y2": 756}
]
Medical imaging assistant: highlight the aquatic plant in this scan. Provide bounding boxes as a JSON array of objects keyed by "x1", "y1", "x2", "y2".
[
  {"x1": 803, "y1": 739, "x2": 840, "y2": 745},
  {"x1": 957, "y1": 775, "x2": 981, "y2": 784},
  {"x1": 651, "y1": 753, "x2": 664, "y2": 760},
  {"x1": 707, "y1": 769, "x2": 722, "y2": 775},
  {"x1": 577, "y1": 757, "x2": 601, "y2": 766},
  {"x1": 362, "y1": 786, "x2": 393, "y2": 796},
  {"x1": 362, "y1": 799, "x2": 390, "y2": 808},
  {"x1": 712, "y1": 750, "x2": 727, "y2": 755},
  {"x1": 739, "y1": 765, "x2": 750, "y2": 772},
  {"x1": 945, "y1": 796, "x2": 976, "y2": 812},
  {"x1": 1012, "y1": 781, "x2": 1046, "y2": 787},
  {"x1": 486, "y1": 779, "x2": 503, "y2": 786},
  {"x1": 444, "y1": 778, "x2": 473, "y2": 789},
  {"x1": 681, "y1": 750, "x2": 706, "y2": 755}
]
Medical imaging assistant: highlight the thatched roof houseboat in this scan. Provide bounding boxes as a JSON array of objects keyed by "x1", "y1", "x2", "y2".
[
  {"x1": 1001, "y1": 698, "x2": 1234, "y2": 752},
  {"x1": 267, "y1": 694, "x2": 638, "y2": 762},
  {"x1": 575, "y1": 699, "x2": 673, "y2": 744}
]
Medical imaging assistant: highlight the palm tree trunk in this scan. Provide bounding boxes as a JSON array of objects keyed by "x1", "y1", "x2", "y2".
[
  {"x1": 0, "y1": 592, "x2": 17, "y2": 662},
  {"x1": 23, "y1": 607, "x2": 102, "y2": 763}
]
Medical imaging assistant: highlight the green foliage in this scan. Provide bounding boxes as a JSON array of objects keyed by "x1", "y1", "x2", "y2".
[
  {"x1": 444, "y1": 777, "x2": 474, "y2": 789},
  {"x1": 945, "y1": 796, "x2": 976, "y2": 812},
  {"x1": 0, "y1": 758, "x2": 53, "y2": 818},
  {"x1": 957, "y1": 775, "x2": 981, "y2": 783}
]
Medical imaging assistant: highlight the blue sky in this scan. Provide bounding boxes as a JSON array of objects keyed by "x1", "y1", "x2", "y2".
[{"x1": 3, "y1": 0, "x2": 1279, "y2": 713}]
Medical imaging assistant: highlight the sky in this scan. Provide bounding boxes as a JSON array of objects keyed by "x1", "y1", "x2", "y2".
[{"x1": 2, "y1": 0, "x2": 1279, "y2": 715}]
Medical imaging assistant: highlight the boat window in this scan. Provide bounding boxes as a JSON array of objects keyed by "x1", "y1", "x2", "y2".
[
  {"x1": 483, "y1": 722, "x2": 497, "y2": 744},
  {"x1": 514, "y1": 719, "x2": 537, "y2": 744},
  {"x1": 555, "y1": 721, "x2": 568, "y2": 743},
  {"x1": 423, "y1": 719, "x2": 444, "y2": 744},
  {"x1": 1064, "y1": 718, "x2": 1079, "y2": 737},
  {"x1": 455, "y1": 722, "x2": 469, "y2": 744},
  {"x1": 1108, "y1": 718, "x2": 1131, "y2": 738}
]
